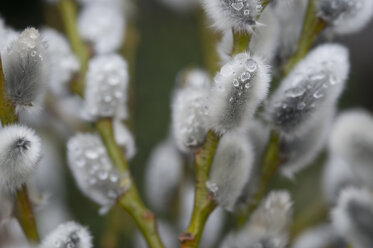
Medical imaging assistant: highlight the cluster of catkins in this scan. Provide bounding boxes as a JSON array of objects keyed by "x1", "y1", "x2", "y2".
[{"x1": 0, "y1": 0, "x2": 373, "y2": 247}]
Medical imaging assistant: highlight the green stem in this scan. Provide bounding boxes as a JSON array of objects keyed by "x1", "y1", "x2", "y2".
[
  {"x1": 57, "y1": 0, "x2": 90, "y2": 97},
  {"x1": 179, "y1": 131, "x2": 220, "y2": 248},
  {"x1": 236, "y1": 131, "x2": 281, "y2": 226},
  {"x1": 15, "y1": 185, "x2": 40, "y2": 244},
  {"x1": 282, "y1": 0, "x2": 327, "y2": 75},
  {"x1": 232, "y1": 31, "x2": 251, "y2": 55},
  {"x1": 197, "y1": 8, "x2": 221, "y2": 76},
  {"x1": 0, "y1": 57, "x2": 17, "y2": 125},
  {"x1": 96, "y1": 119, "x2": 164, "y2": 248}
]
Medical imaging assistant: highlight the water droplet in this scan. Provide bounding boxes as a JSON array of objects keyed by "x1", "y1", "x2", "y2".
[
  {"x1": 243, "y1": 9, "x2": 250, "y2": 16},
  {"x1": 233, "y1": 79, "x2": 240, "y2": 87},
  {"x1": 84, "y1": 150, "x2": 99, "y2": 159},
  {"x1": 297, "y1": 102, "x2": 306, "y2": 110},
  {"x1": 110, "y1": 174, "x2": 119, "y2": 183},
  {"x1": 329, "y1": 75, "x2": 337, "y2": 85},
  {"x1": 103, "y1": 95, "x2": 112, "y2": 103},
  {"x1": 285, "y1": 87, "x2": 306, "y2": 98},
  {"x1": 30, "y1": 50, "x2": 36, "y2": 57},
  {"x1": 309, "y1": 73, "x2": 326, "y2": 81},
  {"x1": 256, "y1": 4, "x2": 263, "y2": 12},
  {"x1": 313, "y1": 89, "x2": 324, "y2": 99},
  {"x1": 231, "y1": 2, "x2": 244, "y2": 11},
  {"x1": 76, "y1": 158, "x2": 86, "y2": 168},
  {"x1": 245, "y1": 82, "x2": 251, "y2": 89},
  {"x1": 107, "y1": 190, "x2": 117, "y2": 198},
  {"x1": 98, "y1": 170, "x2": 109, "y2": 180},
  {"x1": 246, "y1": 59, "x2": 257, "y2": 72},
  {"x1": 241, "y1": 71, "x2": 251, "y2": 81}
]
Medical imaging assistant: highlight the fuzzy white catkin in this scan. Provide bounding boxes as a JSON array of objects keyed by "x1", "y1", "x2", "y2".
[
  {"x1": 67, "y1": 133, "x2": 129, "y2": 214},
  {"x1": 0, "y1": 18, "x2": 18, "y2": 56},
  {"x1": 328, "y1": 109, "x2": 373, "y2": 190},
  {"x1": 207, "y1": 131, "x2": 253, "y2": 211},
  {"x1": 2, "y1": 27, "x2": 47, "y2": 112},
  {"x1": 209, "y1": 53, "x2": 270, "y2": 134},
  {"x1": 292, "y1": 224, "x2": 341, "y2": 248},
  {"x1": 249, "y1": 7, "x2": 280, "y2": 63},
  {"x1": 39, "y1": 221, "x2": 92, "y2": 248},
  {"x1": 83, "y1": 54, "x2": 128, "y2": 121},
  {"x1": 331, "y1": 187, "x2": 373, "y2": 248},
  {"x1": 172, "y1": 71, "x2": 210, "y2": 151},
  {"x1": 145, "y1": 138, "x2": 183, "y2": 212},
  {"x1": 235, "y1": 120, "x2": 269, "y2": 209},
  {"x1": 77, "y1": 3, "x2": 125, "y2": 54},
  {"x1": 322, "y1": 155, "x2": 360, "y2": 205},
  {"x1": 221, "y1": 191, "x2": 293, "y2": 248},
  {"x1": 0, "y1": 125, "x2": 41, "y2": 193},
  {"x1": 113, "y1": 119, "x2": 136, "y2": 160},
  {"x1": 41, "y1": 28, "x2": 80, "y2": 95},
  {"x1": 203, "y1": 0, "x2": 265, "y2": 32},
  {"x1": 267, "y1": 44, "x2": 349, "y2": 137},
  {"x1": 317, "y1": 0, "x2": 373, "y2": 35},
  {"x1": 271, "y1": 0, "x2": 307, "y2": 64},
  {"x1": 279, "y1": 109, "x2": 333, "y2": 178}
]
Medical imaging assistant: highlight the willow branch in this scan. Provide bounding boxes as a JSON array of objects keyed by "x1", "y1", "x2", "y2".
[
  {"x1": 179, "y1": 131, "x2": 219, "y2": 248},
  {"x1": 0, "y1": 57, "x2": 40, "y2": 243},
  {"x1": 57, "y1": 0, "x2": 90, "y2": 97}
]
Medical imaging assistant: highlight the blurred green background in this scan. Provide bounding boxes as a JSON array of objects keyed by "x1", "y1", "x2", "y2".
[{"x1": 0, "y1": 0, "x2": 372, "y2": 246}]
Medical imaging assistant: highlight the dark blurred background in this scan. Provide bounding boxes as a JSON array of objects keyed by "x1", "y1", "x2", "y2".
[{"x1": 0, "y1": 0, "x2": 372, "y2": 246}]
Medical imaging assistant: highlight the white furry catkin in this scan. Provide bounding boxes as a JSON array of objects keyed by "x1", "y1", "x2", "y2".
[
  {"x1": 0, "y1": 17, "x2": 18, "y2": 56},
  {"x1": 67, "y1": 133, "x2": 129, "y2": 214},
  {"x1": 322, "y1": 155, "x2": 360, "y2": 205},
  {"x1": 145, "y1": 138, "x2": 183, "y2": 212},
  {"x1": 0, "y1": 125, "x2": 41, "y2": 193},
  {"x1": 328, "y1": 109, "x2": 373, "y2": 190},
  {"x1": 249, "y1": 7, "x2": 280, "y2": 63},
  {"x1": 39, "y1": 221, "x2": 92, "y2": 248},
  {"x1": 78, "y1": 3, "x2": 125, "y2": 54},
  {"x1": 41, "y1": 28, "x2": 80, "y2": 95},
  {"x1": 292, "y1": 224, "x2": 342, "y2": 248},
  {"x1": 83, "y1": 54, "x2": 128, "y2": 121},
  {"x1": 203, "y1": 0, "x2": 266, "y2": 32},
  {"x1": 279, "y1": 109, "x2": 333, "y2": 178},
  {"x1": 207, "y1": 131, "x2": 253, "y2": 211},
  {"x1": 271, "y1": 0, "x2": 307, "y2": 64},
  {"x1": 332, "y1": 187, "x2": 373, "y2": 248},
  {"x1": 113, "y1": 119, "x2": 136, "y2": 160},
  {"x1": 209, "y1": 53, "x2": 270, "y2": 134},
  {"x1": 2, "y1": 27, "x2": 47, "y2": 112},
  {"x1": 172, "y1": 70, "x2": 210, "y2": 151},
  {"x1": 317, "y1": 0, "x2": 373, "y2": 35},
  {"x1": 221, "y1": 191, "x2": 293, "y2": 248},
  {"x1": 267, "y1": 44, "x2": 349, "y2": 137}
]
